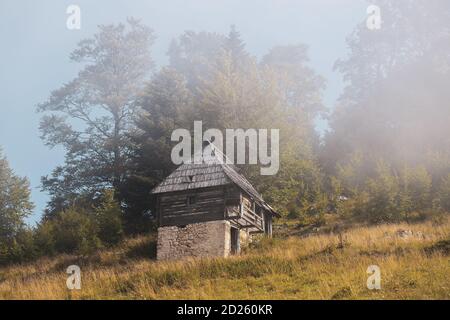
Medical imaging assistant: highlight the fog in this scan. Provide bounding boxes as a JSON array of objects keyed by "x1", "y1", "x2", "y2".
[{"x1": 0, "y1": 0, "x2": 449, "y2": 223}]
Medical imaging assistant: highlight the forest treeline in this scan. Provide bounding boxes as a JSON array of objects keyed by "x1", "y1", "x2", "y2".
[{"x1": 1, "y1": 1, "x2": 449, "y2": 264}]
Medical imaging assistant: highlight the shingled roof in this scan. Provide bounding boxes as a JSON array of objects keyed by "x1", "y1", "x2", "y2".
[{"x1": 151, "y1": 145, "x2": 278, "y2": 216}]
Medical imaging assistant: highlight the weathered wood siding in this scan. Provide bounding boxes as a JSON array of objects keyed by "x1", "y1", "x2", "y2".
[
  {"x1": 156, "y1": 184, "x2": 272, "y2": 235},
  {"x1": 158, "y1": 187, "x2": 226, "y2": 227}
]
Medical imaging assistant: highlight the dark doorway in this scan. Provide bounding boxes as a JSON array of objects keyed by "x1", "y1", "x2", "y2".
[
  {"x1": 264, "y1": 213, "x2": 272, "y2": 236},
  {"x1": 230, "y1": 227, "x2": 240, "y2": 255}
]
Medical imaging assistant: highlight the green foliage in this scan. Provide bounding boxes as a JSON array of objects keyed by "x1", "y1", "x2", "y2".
[
  {"x1": 38, "y1": 19, "x2": 155, "y2": 219},
  {"x1": 0, "y1": 228, "x2": 38, "y2": 265},
  {"x1": 335, "y1": 151, "x2": 367, "y2": 196},
  {"x1": 122, "y1": 67, "x2": 193, "y2": 233},
  {"x1": 398, "y1": 166, "x2": 432, "y2": 220},
  {"x1": 133, "y1": 26, "x2": 326, "y2": 224},
  {"x1": 33, "y1": 190, "x2": 125, "y2": 257},
  {"x1": 321, "y1": 1, "x2": 450, "y2": 225},
  {"x1": 262, "y1": 156, "x2": 324, "y2": 218},
  {"x1": 0, "y1": 150, "x2": 35, "y2": 265},
  {"x1": 0, "y1": 150, "x2": 34, "y2": 242},
  {"x1": 33, "y1": 220, "x2": 56, "y2": 256},
  {"x1": 50, "y1": 207, "x2": 101, "y2": 255},
  {"x1": 363, "y1": 162, "x2": 401, "y2": 223},
  {"x1": 7, "y1": 228, "x2": 38, "y2": 263},
  {"x1": 335, "y1": 192, "x2": 369, "y2": 219},
  {"x1": 332, "y1": 162, "x2": 439, "y2": 223},
  {"x1": 21, "y1": 9, "x2": 448, "y2": 268},
  {"x1": 437, "y1": 174, "x2": 450, "y2": 212},
  {"x1": 94, "y1": 190, "x2": 124, "y2": 246}
]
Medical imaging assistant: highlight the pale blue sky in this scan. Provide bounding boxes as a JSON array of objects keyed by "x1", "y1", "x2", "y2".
[{"x1": 0, "y1": 0, "x2": 367, "y2": 224}]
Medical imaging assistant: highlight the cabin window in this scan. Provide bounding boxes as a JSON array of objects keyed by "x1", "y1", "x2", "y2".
[{"x1": 187, "y1": 195, "x2": 196, "y2": 206}]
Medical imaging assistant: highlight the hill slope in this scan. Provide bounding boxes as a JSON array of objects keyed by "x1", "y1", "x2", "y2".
[{"x1": 0, "y1": 219, "x2": 449, "y2": 300}]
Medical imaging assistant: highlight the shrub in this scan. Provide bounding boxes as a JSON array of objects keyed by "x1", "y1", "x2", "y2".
[
  {"x1": 94, "y1": 190, "x2": 124, "y2": 246},
  {"x1": 437, "y1": 174, "x2": 450, "y2": 212},
  {"x1": 33, "y1": 221, "x2": 56, "y2": 256},
  {"x1": 398, "y1": 166, "x2": 432, "y2": 221},
  {"x1": 363, "y1": 163, "x2": 401, "y2": 223},
  {"x1": 51, "y1": 207, "x2": 101, "y2": 255},
  {"x1": 0, "y1": 228, "x2": 37, "y2": 265}
]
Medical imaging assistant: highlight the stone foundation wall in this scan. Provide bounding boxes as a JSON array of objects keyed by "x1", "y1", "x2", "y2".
[
  {"x1": 157, "y1": 220, "x2": 231, "y2": 261},
  {"x1": 239, "y1": 229, "x2": 251, "y2": 248}
]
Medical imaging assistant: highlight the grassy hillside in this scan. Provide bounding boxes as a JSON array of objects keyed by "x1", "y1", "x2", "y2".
[{"x1": 0, "y1": 218, "x2": 449, "y2": 300}]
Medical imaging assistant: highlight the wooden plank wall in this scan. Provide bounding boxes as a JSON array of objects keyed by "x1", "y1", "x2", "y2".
[
  {"x1": 157, "y1": 185, "x2": 272, "y2": 235},
  {"x1": 158, "y1": 187, "x2": 226, "y2": 226}
]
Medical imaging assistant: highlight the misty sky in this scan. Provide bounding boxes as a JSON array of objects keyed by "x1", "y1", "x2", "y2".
[{"x1": 0, "y1": 0, "x2": 368, "y2": 223}]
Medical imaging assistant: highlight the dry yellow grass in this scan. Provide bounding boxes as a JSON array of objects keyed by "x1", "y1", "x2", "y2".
[{"x1": 0, "y1": 219, "x2": 449, "y2": 300}]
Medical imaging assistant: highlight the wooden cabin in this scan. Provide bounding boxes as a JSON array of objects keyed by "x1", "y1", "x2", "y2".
[{"x1": 152, "y1": 147, "x2": 278, "y2": 260}]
